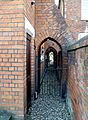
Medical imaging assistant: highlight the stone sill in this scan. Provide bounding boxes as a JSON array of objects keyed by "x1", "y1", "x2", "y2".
[{"x1": 67, "y1": 35, "x2": 88, "y2": 51}]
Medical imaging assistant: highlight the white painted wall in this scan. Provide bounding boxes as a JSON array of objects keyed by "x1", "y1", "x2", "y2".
[{"x1": 25, "y1": 17, "x2": 35, "y2": 37}]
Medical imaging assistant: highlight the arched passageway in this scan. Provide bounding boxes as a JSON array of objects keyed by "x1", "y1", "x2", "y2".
[
  {"x1": 45, "y1": 47, "x2": 57, "y2": 68},
  {"x1": 28, "y1": 39, "x2": 71, "y2": 120},
  {"x1": 27, "y1": 1, "x2": 73, "y2": 119},
  {"x1": 37, "y1": 37, "x2": 62, "y2": 95}
]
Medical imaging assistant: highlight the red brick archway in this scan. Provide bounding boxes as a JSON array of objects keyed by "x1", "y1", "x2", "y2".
[
  {"x1": 35, "y1": 3, "x2": 74, "y2": 99},
  {"x1": 37, "y1": 37, "x2": 62, "y2": 94},
  {"x1": 45, "y1": 47, "x2": 58, "y2": 68}
]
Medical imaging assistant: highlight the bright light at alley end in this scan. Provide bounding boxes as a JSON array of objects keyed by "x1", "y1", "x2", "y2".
[{"x1": 55, "y1": 0, "x2": 59, "y2": 6}]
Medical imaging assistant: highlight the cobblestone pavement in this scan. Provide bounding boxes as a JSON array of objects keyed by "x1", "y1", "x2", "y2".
[{"x1": 27, "y1": 69, "x2": 71, "y2": 120}]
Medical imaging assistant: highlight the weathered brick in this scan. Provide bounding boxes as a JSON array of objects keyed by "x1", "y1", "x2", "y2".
[
  {"x1": 0, "y1": 0, "x2": 87, "y2": 120},
  {"x1": 68, "y1": 46, "x2": 88, "y2": 120}
]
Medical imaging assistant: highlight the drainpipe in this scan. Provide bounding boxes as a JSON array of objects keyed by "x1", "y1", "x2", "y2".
[{"x1": 31, "y1": 1, "x2": 38, "y2": 100}]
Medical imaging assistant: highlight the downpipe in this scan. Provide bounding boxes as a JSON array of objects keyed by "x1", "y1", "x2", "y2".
[{"x1": 31, "y1": 1, "x2": 38, "y2": 100}]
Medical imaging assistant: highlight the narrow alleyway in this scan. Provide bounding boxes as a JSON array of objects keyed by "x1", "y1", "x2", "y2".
[{"x1": 27, "y1": 67, "x2": 71, "y2": 120}]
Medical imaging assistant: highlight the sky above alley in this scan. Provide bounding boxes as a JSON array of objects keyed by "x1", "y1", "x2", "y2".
[{"x1": 55, "y1": 0, "x2": 59, "y2": 6}]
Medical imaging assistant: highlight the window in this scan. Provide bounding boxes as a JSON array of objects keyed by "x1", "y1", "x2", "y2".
[{"x1": 81, "y1": 0, "x2": 88, "y2": 20}]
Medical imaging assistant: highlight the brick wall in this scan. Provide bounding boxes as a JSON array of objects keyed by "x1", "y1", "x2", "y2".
[
  {"x1": 0, "y1": 0, "x2": 35, "y2": 119},
  {"x1": 67, "y1": 36, "x2": 88, "y2": 120},
  {"x1": 35, "y1": 0, "x2": 73, "y2": 52},
  {"x1": 0, "y1": 0, "x2": 25, "y2": 119},
  {"x1": 65, "y1": 0, "x2": 88, "y2": 40},
  {"x1": 23, "y1": 0, "x2": 35, "y2": 115},
  {"x1": 1, "y1": 0, "x2": 87, "y2": 119},
  {"x1": 66, "y1": 1, "x2": 88, "y2": 119},
  {"x1": 35, "y1": 0, "x2": 74, "y2": 99}
]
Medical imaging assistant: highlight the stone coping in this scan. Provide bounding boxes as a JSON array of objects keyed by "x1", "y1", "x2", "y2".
[{"x1": 67, "y1": 35, "x2": 88, "y2": 51}]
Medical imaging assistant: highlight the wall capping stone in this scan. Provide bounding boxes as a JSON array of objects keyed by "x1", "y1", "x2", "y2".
[{"x1": 68, "y1": 35, "x2": 88, "y2": 51}]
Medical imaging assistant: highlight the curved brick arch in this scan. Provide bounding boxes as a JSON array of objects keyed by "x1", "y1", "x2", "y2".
[
  {"x1": 44, "y1": 46, "x2": 58, "y2": 68},
  {"x1": 36, "y1": 34, "x2": 69, "y2": 98},
  {"x1": 36, "y1": 4, "x2": 74, "y2": 52},
  {"x1": 45, "y1": 46, "x2": 58, "y2": 54},
  {"x1": 37, "y1": 37, "x2": 63, "y2": 92},
  {"x1": 39, "y1": 37, "x2": 62, "y2": 49},
  {"x1": 36, "y1": 36, "x2": 62, "y2": 55},
  {"x1": 35, "y1": 2, "x2": 74, "y2": 102},
  {"x1": 44, "y1": 42, "x2": 61, "y2": 54}
]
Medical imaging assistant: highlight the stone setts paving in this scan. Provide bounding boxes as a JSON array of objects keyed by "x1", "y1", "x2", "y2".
[
  {"x1": 27, "y1": 69, "x2": 71, "y2": 120},
  {"x1": 0, "y1": 110, "x2": 12, "y2": 120}
]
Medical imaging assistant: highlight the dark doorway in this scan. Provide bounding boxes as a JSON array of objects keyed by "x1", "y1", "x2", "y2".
[{"x1": 26, "y1": 33, "x2": 31, "y2": 112}]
